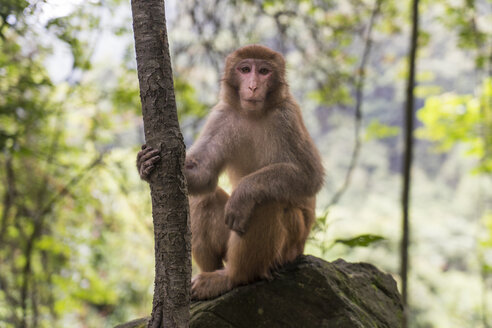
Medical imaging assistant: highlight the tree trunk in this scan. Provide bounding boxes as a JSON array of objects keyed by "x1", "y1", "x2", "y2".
[
  {"x1": 400, "y1": 0, "x2": 420, "y2": 327},
  {"x1": 130, "y1": 1, "x2": 191, "y2": 327}
]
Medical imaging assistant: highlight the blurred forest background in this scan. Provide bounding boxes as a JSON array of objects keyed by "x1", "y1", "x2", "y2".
[{"x1": 1, "y1": 0, "x2": 492, "y2": 327}]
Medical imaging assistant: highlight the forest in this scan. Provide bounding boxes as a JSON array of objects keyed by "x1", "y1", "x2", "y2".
[{"x1": 0, "y1": 0, "x2": 491, "y2": 327}]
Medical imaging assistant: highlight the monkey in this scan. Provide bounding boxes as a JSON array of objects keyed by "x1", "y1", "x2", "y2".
[{"x1": 137, "y1": 44, "x2": 324, "y2": 300}]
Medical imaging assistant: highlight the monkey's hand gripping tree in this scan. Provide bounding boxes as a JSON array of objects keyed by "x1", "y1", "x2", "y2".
[{"x1": 131, "y1": 1, "x2": 191, "y2": 327}]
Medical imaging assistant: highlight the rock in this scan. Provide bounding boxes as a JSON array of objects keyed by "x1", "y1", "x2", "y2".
[
  {"x1": 114, "y1": 317, "x2": 148, "y2": 328},
  {"x1": 115, "y1": 255, "x2": 403, "y2": 328}
]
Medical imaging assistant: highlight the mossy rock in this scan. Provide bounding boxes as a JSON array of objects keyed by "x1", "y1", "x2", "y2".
[{"x1": 116, "y1": 255, "x2": 403, "y2": 328}]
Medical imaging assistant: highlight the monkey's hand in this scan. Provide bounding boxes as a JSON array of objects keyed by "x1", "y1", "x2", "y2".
[
  {"x1": 184, "y1": 157, "x2": 198, "y2": 171},
  {"x1": 184, "y1": 156, "x2": 220, "y2": 194},
  {"x1": 225, "y1": 193, "x2": 254, "y2": 236},
  {"x1": 136, "y1": 144, "x2": 160, "y2": 182}
]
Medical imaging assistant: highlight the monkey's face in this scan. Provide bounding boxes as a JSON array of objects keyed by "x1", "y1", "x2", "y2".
[{"x1": 235, "y1": 59, "x2": 274, "y2": 112}]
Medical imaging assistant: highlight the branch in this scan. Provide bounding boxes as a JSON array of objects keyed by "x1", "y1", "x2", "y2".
[
  {"x1": 19, "y1": 153, "x2": 105, "y2": 326},
  {"x1": 327, "y1": 0, "x2": 382, "y2": 207},
  {"x1": 0, "y1": 155, "x2": 16, "y2": 245},
  {"x1": 41, "y1": 154, "x2": 105, "y2": 218},
  {"x1": 0, "y1": 13, "x2": 8, "y2": 40},
  {"x1": 0, "y1": 273, "x2": 19, "y2": 309}
]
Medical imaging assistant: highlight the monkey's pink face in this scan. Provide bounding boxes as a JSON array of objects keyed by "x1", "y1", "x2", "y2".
[{"x1": 236, "y1": 59, "x2": 273, "y2": 112}]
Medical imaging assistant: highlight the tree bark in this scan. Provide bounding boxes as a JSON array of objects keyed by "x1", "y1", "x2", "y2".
[
  {"x1": 131, "y1": 1, "x2": 191, "y2": 327},
  {"x1": 400, "y1": 0, "x2": 420, "y2": 327}
]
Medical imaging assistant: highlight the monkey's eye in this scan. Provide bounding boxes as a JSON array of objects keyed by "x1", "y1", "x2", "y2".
[
  {"x1": 240, "y1": 66, "x2": 251, "y2": 73},
  {"x1": 258, "y1": 68, "x2": 270, "y2": 75}
]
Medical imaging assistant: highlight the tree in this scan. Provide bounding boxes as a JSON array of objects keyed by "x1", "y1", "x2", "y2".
[
  {"x1": 400, "y1": 0, "x2": 420, "y2": 327},
  {"x1": 130, "y1": 1, "x2": 191, "y2": 327},
  {"x1": 0, "y1": 2, "x2": 143, "y2": 327}
]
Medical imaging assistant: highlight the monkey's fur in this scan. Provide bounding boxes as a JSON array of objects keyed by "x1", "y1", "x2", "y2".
[{"x1": 137, "y1": 45, "x2": 324, "y2": 300}]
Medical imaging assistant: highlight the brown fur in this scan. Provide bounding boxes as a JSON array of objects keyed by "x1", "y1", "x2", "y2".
[
  {"x1": 187, "y1": 45, "x2": 324, "y2": 300},
  {"x1": 137, "y1": 45, "x2": 324, "y2": 300}
]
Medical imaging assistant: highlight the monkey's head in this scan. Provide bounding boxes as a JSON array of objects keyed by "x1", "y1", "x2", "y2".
[{"x1": 221, "y1": 45, "x2": 288, "y2": 114}]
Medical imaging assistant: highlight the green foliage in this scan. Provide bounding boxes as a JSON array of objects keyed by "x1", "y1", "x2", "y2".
[
  {"x1": 417, "y1": 78, "x2": 492, "y2": 173},
  {"x1": 308, "y1": 82, "x2": 353, "y2": 107},
  {"x1": 0, "y1": 32, "x2": 52, "y2": 151},
  {"x1": 174, "y1": 77, "x2": 208, "y2": 119},
  {"x1": 47, "y1": 17, "x2": 92, "y2": 70},
  {"x1": 0, "y1": 0, "x2": 30, "y2": 22},
  {"x1": 310, "y1": 210, "x2": 385, "y2": 257},
  {"x1": 111, "y1": 69, "x2": 141, "y2": 115},
  {"x1": 433, "y1": 0, "x2": 491, "y2": 69},
  {"x1": 417, "y1": 95, "x2": 479, "y2": 150},
  {"x1": 479, "y1": 213, "x2": 492, "y2": 272},
  {"x1": 364, "y1": 120, "x2": 400, "y2": 141},
  {"x1": 0, "y1": 2, "x2": 153, "y2": 327},
  {"x1": 335, "y1": 234, "x2": 386, "y2": 248}
]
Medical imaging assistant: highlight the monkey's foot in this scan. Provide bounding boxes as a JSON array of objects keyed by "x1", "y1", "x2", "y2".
[{"x1": 191, "y1": 270, "x2": 231, "y2": 300}]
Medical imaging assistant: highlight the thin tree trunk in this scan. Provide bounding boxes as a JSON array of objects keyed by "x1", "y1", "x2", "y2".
[
  {"x1": 401, "y1": 0, "x2": 420, "y2": 327},
  {"x1": 131, "y1": 1, "x2": 191, "y2": 327}
]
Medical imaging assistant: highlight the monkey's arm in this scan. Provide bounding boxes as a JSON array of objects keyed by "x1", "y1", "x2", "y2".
[
  {"x1": 225, "y1": 161, "x2": 324, "y2": 234},
  {"x1": 185, "y1": 110, "x2": 232, "y2": 194}
]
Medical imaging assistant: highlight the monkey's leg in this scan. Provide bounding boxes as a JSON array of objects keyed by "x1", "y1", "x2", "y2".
[
  {"x1": 190, "y1": 187, "x2": 230, "y2": 272},
  {"x1": 287, "y1": 197, "x2": 316, "y2": 259},
  {"x1": 191, "y1": 202, "x2": 306, "y2": 300}
]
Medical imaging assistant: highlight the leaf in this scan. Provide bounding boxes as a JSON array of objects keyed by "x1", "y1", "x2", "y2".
[
  {"x1": 482, "y1": 264, "x2": 492, "y2": 274},
  {"x1": 316, "y1": 209, "x2": 330, "y2": 226},
  {"x1": 365, "y1": 120, "x2": 400, "y2": 141},
  {"x1": 312, "y1": 209, "x2": 331, "y2": 233},
  {"x1": 174, "y1": 77, "x2": 208, "y2": 119},
  {"x1": 335, "y1": 234, "x2": 385, "y2": 248}
]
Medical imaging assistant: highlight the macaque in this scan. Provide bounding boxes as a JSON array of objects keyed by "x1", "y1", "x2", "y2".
[{"x1": 137, "y1": 45, "x2": 324, "y2": 300}]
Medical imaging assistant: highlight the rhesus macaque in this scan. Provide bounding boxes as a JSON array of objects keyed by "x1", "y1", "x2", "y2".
[{"x1": 137, "y1": 45, "x2": 324, "y2": 300}]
